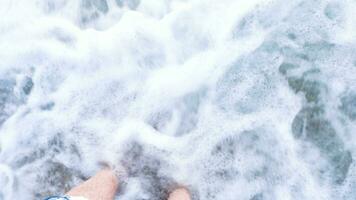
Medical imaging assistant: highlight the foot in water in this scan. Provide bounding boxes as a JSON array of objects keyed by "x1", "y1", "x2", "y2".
[
  {"x1": 167, "y1": 187, "x2": 191, "y2": 200},
  {"x1": 63, "y1": 169, "x2": 191, "y2": 200}
]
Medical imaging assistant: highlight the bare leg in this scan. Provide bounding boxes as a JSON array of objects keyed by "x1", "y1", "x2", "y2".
[
  {"x1": 66, "y1": 169, "x2": 118, "y2": 200},
  {"x1": 168, "y1": 187, "x2": 191, "y2": 200}
]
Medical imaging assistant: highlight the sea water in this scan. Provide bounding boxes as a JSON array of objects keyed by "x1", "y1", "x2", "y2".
[{"x1": 0, "y1": 0, "x2": 355, "y2": 199}]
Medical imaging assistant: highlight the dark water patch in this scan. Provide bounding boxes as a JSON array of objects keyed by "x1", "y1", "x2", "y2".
[
  {"x1": 278, "y1": 41, "x2": 352, "y2": 183},
  {"x1": 82, "y1": 0, "x2": 109, "y2": 13},
  {"x1": 121, "y1": 142, "x2": 175, "y2": 200},
  {"x1": 279, "y1": 61, "x2": 327, "y2": 103},
  {"x1": 303, "y1": 41, "x2": 336, "y2": 61},
  {"x1": 216, "y1": 55, "x2": 278, "y2": 114},
  {"x1": 211, "y1": 168, "x2": 239, "y2": 182},
  {"x1": 41, "y1": 0, "x2": 69, "y2": 13},
  {"x1": 287, "y1": 76, "x2": 304, "y2": 93},
  {"x1": 203, "y1": 129, "x2": 285, "y2": 199},
  {"x1": 278, "y1": 62, "x2": 299, "y2": 75},
  {"x1": 22, "y1": 77, "x2": 33, "y2": 95},
  {"x1": 302, "y1": 68, "x2": 321, "y2": 76},
  {"x1": 324, "y1": 2, "x2": 343, "y2": 21},
  {"x1": 0, "y1": 78, "x2": 17, "y2": 126},
  {"x1": 212, "y1": 135, "x2": 239, "y2": 157},
  {"x1": 7, "y1": 132, "x2": 85, "y2": 199},
  {"x1": 291, "y1": 106, "x2": 352, "y2": 184},
  {"x1": 250, "y1": 193, "x2": 264, "y2": 200},
  {"x1": 40, "y1": 101, "x2": 55, "y2": 111},
  {"x1": 339, "y1": 92, "x2": 356, "y2": 120},
  {"x1": 115, "y1": 0, "x2": 140, "y2": 10},
  {"x1": 81, "y1": 11, "x2": 99, "y2": 25},
  {"x1": 115, "y1": 0, "x2": 124, "y2": 7},
  {"x1": 0, "y1": 79, "x2": 16, "y2": 106},
  {"x1": 0, "y1": 79, "x2": 16, "y2": 107},
  {"x1": 287, "y1": 33, "x2": 297, "y2": 40},
  {"x1": 12, "y1": 133, "x2": 81, "y2": 169},
  {"x1": 287, "y1": 77, "x2": 325, "y2": 103},
  {"x1": 331, "y1": 151, "x2": 352, "y2": 184},
  {"x1": 301, "y1": 80, "x2": 326, "y2": 103},
  {"x1": 34, "y1": 160, "x2": 85, "y2": 199},
  {"x1": 48, "y1": 133, "x2": 66, "y2": 154},
  {"x1": 13, "y1": 148, "x2": 46, "y2": 169},
  {"x1": 80, "y1": 0, "x2": 110, "y2": 26},
  {"x1": 259, "y1": 41, "x2": 280, "y2": 53},
  {"x1": 0, "y1": 72, "x2": 34, "y2": 128}
]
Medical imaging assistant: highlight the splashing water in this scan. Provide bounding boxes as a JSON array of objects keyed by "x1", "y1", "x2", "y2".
[{"x1": 0, "y1": 0, "x2": 356, "y2": 199}]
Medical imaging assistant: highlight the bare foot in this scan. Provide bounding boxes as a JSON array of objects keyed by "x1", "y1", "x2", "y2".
[
  {"x1": 168, "y1": 187, "x2": 191, "y2": 200},
  {"x1": 66, "y1": 169, "x2": 118, "y2": 200}
]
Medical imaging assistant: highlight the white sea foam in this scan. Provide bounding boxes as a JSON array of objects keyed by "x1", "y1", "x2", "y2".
[{"x1": 0, "y1": 0, "x2": 356, "y2": 199}]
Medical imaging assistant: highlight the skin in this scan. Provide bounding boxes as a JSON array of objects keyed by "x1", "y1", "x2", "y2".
[
  {"x1": 167, "y1": 187, "x2": 191, "y2": 200},
  {"x1": 66, "y1": 169, "x2": 191, "y2": 200},
  {"x1": 66, "y1": 169, "x2": 118, "y2": 200}
]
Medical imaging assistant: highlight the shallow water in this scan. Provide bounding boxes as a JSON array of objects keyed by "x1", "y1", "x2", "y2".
[{"x1": 0, "y1": 0, "x2": 356, "y2": 199}]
